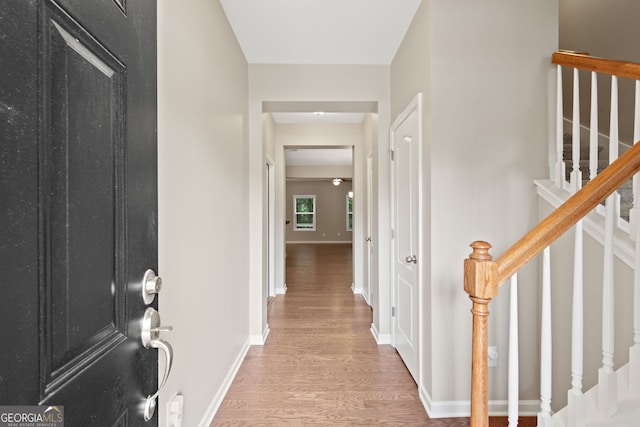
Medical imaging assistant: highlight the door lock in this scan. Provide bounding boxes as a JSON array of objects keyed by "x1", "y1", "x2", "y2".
[{"x1": 142, "y1": 269, "x2": 162, "y2": 304}]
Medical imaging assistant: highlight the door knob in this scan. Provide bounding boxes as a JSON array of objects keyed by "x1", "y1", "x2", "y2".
[
  {"x1": 365, "y1": 236, "x2": 371, "y2": 242},
  {"x1": 141, "y1": 307, "x2": 174, "y2": 421},
  {"x1": 142, "y1": 269, "x2": 162, "y2": 304},
  {"x1": 405, "y1": 255, "x2": 417, "y2": 264}
]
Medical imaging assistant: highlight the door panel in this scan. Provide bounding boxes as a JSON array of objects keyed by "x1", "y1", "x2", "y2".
[
  {"x1": 46, "y1": 6, "x2": 126, "y2": 382},
  {"x1": 391, "y1": 101, "x2": 420, "y2": 383},
  {"x1": 0, "y1": 0, "x2": 158, "y2": 425},
  {"x1": 397, "y1": 276, "x2": 414, "y2": 344}
]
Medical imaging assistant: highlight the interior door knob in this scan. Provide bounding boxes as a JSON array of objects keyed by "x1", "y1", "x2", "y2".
[{"x1": 405, "y1": 255, "x2": 417, "y2": 264}]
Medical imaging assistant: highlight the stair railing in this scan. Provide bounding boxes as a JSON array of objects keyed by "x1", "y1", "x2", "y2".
[{"x1": 465, "y1": 51, "x2": 640, "y2": 427}]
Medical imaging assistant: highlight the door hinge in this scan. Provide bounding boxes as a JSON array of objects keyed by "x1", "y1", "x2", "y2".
[
  {"x1": 392, "y1": 306, "x2": 396, "y2": 317},
  {"x1": 390, "y1": 149, "x2": 394, "y2": 161}
]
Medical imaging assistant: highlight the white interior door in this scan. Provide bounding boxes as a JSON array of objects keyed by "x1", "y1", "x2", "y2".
[
  {"x1": 391, "y1": 95, "x2": 421, "y2": 383},
  {"x1": 267, "y1": 160, "x2": 276, "y2": 298},
  {"x1": 364, "y1": 154, "x2": 374, "y2": 305}
]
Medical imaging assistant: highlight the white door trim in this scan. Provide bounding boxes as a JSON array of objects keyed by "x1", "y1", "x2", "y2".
[{"x1": 389, "y1": 92, "x2": 423, "y2": 385}]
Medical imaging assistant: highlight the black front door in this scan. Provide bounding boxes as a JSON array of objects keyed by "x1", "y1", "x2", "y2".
[{"x1": 0, "y1": 0, "x2": 158, "y2": 425}]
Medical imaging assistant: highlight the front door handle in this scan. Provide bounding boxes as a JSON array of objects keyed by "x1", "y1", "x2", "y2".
[{"x1": 141, "y1": 307, "x2": 173, "y2": 421}]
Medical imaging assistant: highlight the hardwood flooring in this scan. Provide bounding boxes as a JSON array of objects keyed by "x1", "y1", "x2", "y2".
[{"x1": 211, "y1": 244, "x2": 534, "y2": 426}]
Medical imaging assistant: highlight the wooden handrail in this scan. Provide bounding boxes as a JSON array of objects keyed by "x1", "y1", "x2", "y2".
[
  {"x1": 552, "y1": 51, "x2": 640, "y2": 81},
  {"x1": 496, "y1": 138, "x2": 640, "y2": 285},
  {"x1": 465, "y1": 139, "x2": 640, "y2": 427},
  {"x1": 466, "y1": 50, "x2": 640, "y2": 427}
]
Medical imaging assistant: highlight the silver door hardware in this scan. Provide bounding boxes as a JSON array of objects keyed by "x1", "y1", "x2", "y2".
[
  {"x1": 141, "y1": 307, "x2": 174, "y2": 421},
  {"x1": 365, "y1": 236, "x2": 371, "y2": 242},
  {"x1": 405, "y1": 255, "x2": 417, "y2": 264},
  {"x1": 142, "y1": 269, "x2": 162, "y2": 304}
]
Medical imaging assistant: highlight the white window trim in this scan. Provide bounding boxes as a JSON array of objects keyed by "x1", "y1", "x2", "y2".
[{"x1": 293, "y1": 194, "x2": 316, "y2": 231}]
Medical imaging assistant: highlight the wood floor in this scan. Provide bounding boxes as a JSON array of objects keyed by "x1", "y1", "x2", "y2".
[{"x1": 211, "y1": 244, "x2": 534, "y2": 426}]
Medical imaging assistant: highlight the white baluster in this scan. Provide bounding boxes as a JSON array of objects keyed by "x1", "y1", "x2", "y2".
[
  {"x1": 630, "y1": 79, "x2": 640, "y2": 395},
  {"x1": 571, "y1": 68, "x2": 582, "y2": 193},
  {"x1": 538, "y1": 247, "x2": 553, "y2": 427},
  {"x1": 508, "y1": 273, "x2": 519, "y2": 427},
  {"x1": 568, "y1": 221, "x2": 585, "y2": 427},
  {"x1": 608, "y1": 76, "x2": 621, "y2": 221},
  {"x1": 556, "y1": 65, "x2": 566, "y2": 187},
  {"x1": 599, "y1": 80, "x2": 618, "y2": 414},
  {"x1": 589, "y1": 72, "x2": 599, "y2": 182},
  {"x1": 630, "y1": 80, "x2": 639, "y2": 239}
]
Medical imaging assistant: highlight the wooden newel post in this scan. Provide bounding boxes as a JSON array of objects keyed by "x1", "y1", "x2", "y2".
[{"x1": 464, "y1": 241, "x2": 499, "y2": 427}]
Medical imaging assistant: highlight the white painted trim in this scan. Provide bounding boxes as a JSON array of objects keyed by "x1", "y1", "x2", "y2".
[
  {"x1": 370, "y1": 322, "x2": 391, "y2": 344},
  {"x1": 276, "y1": 283, "x2": 287, "y2": 295},
  {"x1": 389, "y1": 92, "x2": 423, "y2": 387},
  {"x1": 362, "y1": 292, "x2": 371, "y2": 306},
  {"x1": 285, "y1": 240, "x2": 352, "y2": 244},
  {"x1": 536, "y1": 179, "x2": 635, "y2": 268},
  {"x1": 419, "y1": 385, "x2": 539, "y2": 418},
  {"x1": 351, "y1": 282, "x2": 362, "y2": 294},
  {"x1": 250, "y1": 324, "x2": 270, "y2": 345},
  {"x1": 197, "y1": 337, "x2": 251, "y2": 427}
]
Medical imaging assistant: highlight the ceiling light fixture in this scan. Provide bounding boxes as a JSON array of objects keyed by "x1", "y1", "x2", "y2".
[{"x1": 332, "y1": 178, "x2": 342, "y2": 186}]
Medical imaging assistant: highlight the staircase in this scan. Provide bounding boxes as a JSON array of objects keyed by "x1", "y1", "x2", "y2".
[
  {"x1": 464, "y1": 51, "x2": 640, "y2": 427},
  {"x1": 553, "y1": 365, "x2": 640, "y2": 427},
  {"x1": 563, "y1": 131, "x2": 634, "y2": 221}
]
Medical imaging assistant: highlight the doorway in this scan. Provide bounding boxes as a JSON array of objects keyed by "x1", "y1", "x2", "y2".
[{"x1": 390, "y1": 93, "x2": 423, "y2": 384}]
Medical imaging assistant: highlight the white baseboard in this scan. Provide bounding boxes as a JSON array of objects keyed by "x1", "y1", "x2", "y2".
[
  {"x1": 362, "y1": 292, "x2": 371, "y2": 306},
  {"x1": 285, "y1": 240, "x2": 352, "y2": 244},
  {"x1": 419, "y1": 385, "x2": 538, "y2": 418},
  {"x1": 197, "y1": 337, "x2": 250, "y2": 427},
  {"x1": 370, "y1": 323, "x2": 391, "y2": 344},
  {"x1": 351, "y1": 282, "x2": 362, "y2": 294},
  {"x1": 250, "y1": 323, "x2": 270, "y2": 345},
  {"x1": 276, "y1": 283, "x2": 287, "y2": 295}
]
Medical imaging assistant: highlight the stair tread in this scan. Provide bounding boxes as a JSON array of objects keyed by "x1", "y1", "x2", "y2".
[{"x1": 553, "y1": 364, "x2": 640, "y2": 427}]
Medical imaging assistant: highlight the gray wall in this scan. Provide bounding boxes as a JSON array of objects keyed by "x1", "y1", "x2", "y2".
[
  {"x1": 158, "y1": 0, "x2": 249, "y2": 425},
  {"x1": 560, "y1": 0, "x2": 640, "y2": 144},
  {"x1": 391, "y1": 0, "x2": 558, "y2": 413},
  {"x1": 286, "y1": 180, "x2": 353, "y2": 243}
]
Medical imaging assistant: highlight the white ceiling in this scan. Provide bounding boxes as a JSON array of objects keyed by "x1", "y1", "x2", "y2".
[
  {"x1": 219, "y1": 0, "x2": 422, "y2": 64},
  {"x1": 285, "y1": 148, "x2": 352, "y2": 166}
]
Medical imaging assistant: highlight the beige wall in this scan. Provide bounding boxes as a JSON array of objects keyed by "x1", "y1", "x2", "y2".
[
  {"x1": 560, "y1": 0, "x2": 640, "y2": 144},
  {"x1": 391, "y1": 0, "x2": 558, "y2": 414},
  {"x1": 286, "y1": 180, "x2": 353, "y2": 243},
  {"x1": 157, "y1": 1, "x2": 249, "y2": 425},
  {"x1": 390, "y1": 0, "x2": 433, "y2": 398}
]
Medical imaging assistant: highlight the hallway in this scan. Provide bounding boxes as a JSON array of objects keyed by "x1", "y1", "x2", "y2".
[
  {"x1": 211, "y1": 244, "x2": 534, "y2": 426},
  {"x1": 211, "y1": 243, "x2": 432, "y2": 426}
]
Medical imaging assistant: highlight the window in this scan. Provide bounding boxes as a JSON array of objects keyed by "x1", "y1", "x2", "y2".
[
  {"x1": 293, "y1": 195, "x2": 316, "y2": 231},
  {"x1": 346, "y1": 192, "x2": 353, "y2": 231}
]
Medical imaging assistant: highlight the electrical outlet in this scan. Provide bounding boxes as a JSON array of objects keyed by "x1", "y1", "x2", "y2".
[
  {"x1": 167, "y1": 393, "x2": 183, "y2": 427},
  {"x1": 488, "y1": 346, "x2": 499, "y2": 368}
]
